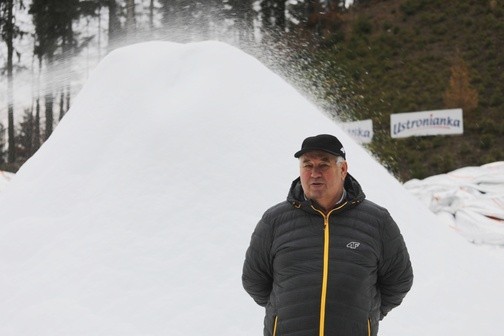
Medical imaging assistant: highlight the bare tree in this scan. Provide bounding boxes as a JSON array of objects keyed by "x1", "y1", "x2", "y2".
[{"x1": 444, "y1": 55, "x2": 479, "y2": 113}]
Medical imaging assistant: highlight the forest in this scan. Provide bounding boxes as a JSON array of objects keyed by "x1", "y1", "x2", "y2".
[{"x1": 1, "y1": 0, "x2": 503, "y2": 181}]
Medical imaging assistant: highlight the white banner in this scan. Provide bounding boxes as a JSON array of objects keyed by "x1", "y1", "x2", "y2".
[
  {"x1": 390, "y1": 108, "x2": 463, "y2": 138},
  {"x1": 341, "y1": 119, "x2": 373, "y2": 144}
]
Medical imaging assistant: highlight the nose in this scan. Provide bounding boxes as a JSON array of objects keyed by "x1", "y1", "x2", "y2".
[{"x1": 310, "y1": 166, "x2": 322, "y2": 177}]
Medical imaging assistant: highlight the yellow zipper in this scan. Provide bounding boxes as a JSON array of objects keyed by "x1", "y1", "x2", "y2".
[
  {"x1": 312, "y1": 202, "x2": 347, "y2": 336},
  {"x1": 367, "y1": 318, "x2": 371, "y2": 336},
  {"x1": 273, "y1": 315, "x2": 278, "y2": 336}
]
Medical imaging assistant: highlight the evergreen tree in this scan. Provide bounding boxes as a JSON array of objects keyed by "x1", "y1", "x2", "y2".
[
  {"x1": 272, "y1": 0, "x2": 286, "y2": 34},
  {"x1": 196, "y1": 0, "x2": 223, "y2": 40},
  {"x1": 259, "y1": 0, "x2": 288, "y2": 42},
  {"x1": 105, "y1": 0, "x2": 122, "y2": 50},
  {"x1": 260, "y1": 0, "x2": 274, "y2": 37},
  {"x1": 327, "y1": 0, "x2": 346, "y2": 11},
  {"x1": 157, "y1": 1, "x2": 228, "y2": 42},
  {"x1": 30, "y1": 0, "x2": 99, "y2": 139},
  {"x1": 226, "y1": 0, "x2": 255, "y2": 47},
  {"x1": 30, "y1": 0, "x2": 65, "y2": 139},
  {"x1": 15, "y1": 109, "x2": 35, "y2": 162},
  {"x1": 159, "y1": 0, "x2": 194, "y2": 42},
  {"x1": 302, "y1": 0, "x2": 345, "y2": 38},
  {"x1": 0, "y1": 0, "x2": 26, "y2": 163}
]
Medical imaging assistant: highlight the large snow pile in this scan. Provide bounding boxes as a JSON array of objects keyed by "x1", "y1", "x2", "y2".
[
  {"x1": 0, "y1": 41, "x2": 503, "y2": 336},
  {"x1": 405, "y1": 162, "x2": 504, "y2": 246}
]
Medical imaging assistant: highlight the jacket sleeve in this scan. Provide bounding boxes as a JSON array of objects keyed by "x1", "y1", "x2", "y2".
[
  {"x1": 377, "y1": 211, "x2": 413, "y2": 319},
  {"x1": 242, "y1": 216, "x2": 274, "y2": 307}
]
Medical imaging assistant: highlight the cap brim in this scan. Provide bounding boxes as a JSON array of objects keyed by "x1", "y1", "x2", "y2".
[{"x1": 294, "y1": 148, "x2": 341, "y2": 158}]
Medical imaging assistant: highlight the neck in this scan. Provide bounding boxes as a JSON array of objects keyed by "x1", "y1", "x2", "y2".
[{"x1": 310, "y1": 189, "x2": 347, "y2": 214}]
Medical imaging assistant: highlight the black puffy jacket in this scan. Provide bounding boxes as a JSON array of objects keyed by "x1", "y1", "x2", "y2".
[{"x1": 242, "y1": 174, "x2": 413, "y2": 336}]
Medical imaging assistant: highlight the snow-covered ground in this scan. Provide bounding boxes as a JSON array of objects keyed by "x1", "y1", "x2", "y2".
[{"x1": 0, "y1": 41, "x2": 503, "y2": 335}]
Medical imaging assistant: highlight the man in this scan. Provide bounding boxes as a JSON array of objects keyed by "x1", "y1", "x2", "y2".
[{"x1": 242, "y1": 134, "x2": 413, "y2": 336}]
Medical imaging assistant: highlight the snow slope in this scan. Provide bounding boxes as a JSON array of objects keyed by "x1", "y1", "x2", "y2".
[{"x1": 0, "y1": 41, "x2": 502, "y2": 335}]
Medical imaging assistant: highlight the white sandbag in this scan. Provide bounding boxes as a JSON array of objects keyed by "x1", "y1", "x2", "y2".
[{"x1": 404, "y1": 162, "x2": 504, "y2": 246}]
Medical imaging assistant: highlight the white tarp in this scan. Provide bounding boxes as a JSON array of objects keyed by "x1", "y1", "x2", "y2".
[
  {"x1": 404, "y1": 161, "x2": 504, "y2": 246},
  {"x1": 391, "y1": 108, "x2": 463, "y2": 138}
]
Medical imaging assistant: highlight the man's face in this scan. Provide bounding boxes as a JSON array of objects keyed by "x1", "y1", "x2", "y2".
[{"x1": 299, "y1": 151, "x2": 347, "y2": 209}]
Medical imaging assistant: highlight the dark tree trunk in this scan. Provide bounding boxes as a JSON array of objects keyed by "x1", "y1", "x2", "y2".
[
  {"x1": 107, "y1": 0, "x2": 121, "y2": 50},
  {"x1": 33, "y1": 98, "x2": 41, "y2": 151},
  {"x1": 5, "y1": 0, "x2": 16, "y2": 163}
]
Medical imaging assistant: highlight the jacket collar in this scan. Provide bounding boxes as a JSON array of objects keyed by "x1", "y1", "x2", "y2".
[{"x1": 287, "y1": 173, "x2": 366, "y2": 211}]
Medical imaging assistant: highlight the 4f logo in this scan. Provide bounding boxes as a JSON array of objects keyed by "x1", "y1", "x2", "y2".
[{"x1": 346, "y1": 242, "x2": 360, "y2": 249}]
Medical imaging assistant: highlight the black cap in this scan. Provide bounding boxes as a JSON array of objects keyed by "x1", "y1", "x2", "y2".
[{"x1": 294, "y1": 134, "x2": 346, "y2": 159}]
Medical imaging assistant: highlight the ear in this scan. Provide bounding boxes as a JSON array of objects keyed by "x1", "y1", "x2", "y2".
[{"x1": 340, "y1": 161, "x2": 348, "y2": 179}]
